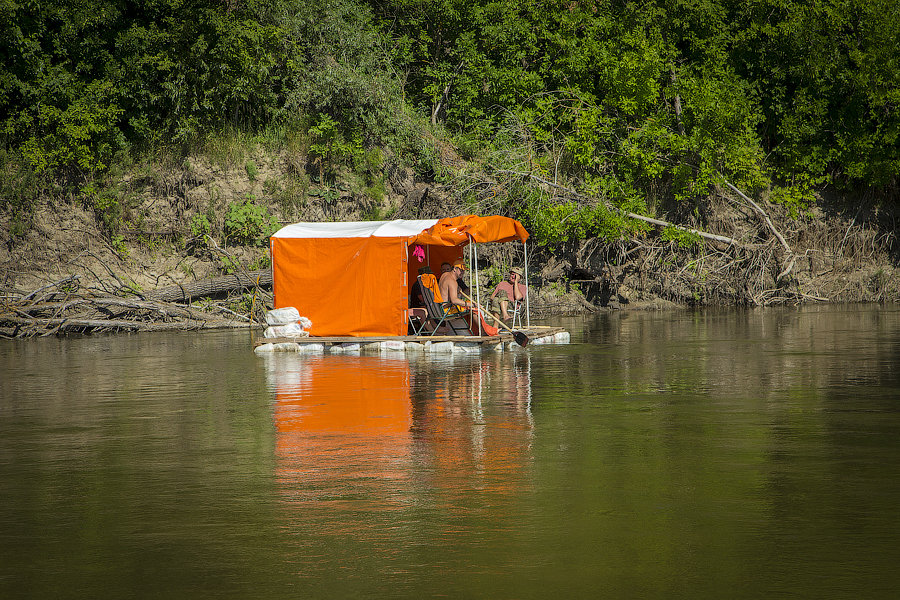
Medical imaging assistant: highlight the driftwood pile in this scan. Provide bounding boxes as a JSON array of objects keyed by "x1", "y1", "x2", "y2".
[{"x1": 0, "y1": 271, "x2": 272, "y2": 339}]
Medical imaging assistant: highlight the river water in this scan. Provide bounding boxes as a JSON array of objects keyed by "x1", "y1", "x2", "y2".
[{"x1": 2, "y1": 306, "x2": 899, "y2": 599}]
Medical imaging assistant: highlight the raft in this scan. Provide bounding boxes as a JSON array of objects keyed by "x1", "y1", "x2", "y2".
[{"x1": 254, "y1": 326, "x2": 570, "y2": 354}]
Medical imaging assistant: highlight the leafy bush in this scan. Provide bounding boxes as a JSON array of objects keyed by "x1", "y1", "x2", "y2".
[
  {"x1": 82, "y1": 183, "x2": 122, "y2": 235},
  {"x1": 769, "y1": 178, "x2": 818, "y2": 218},
  {"x1": 307, "y1": 114, "x2": 361, "y2": 181},
  {"x1": 18, "y1": 81, "x2": 124, "y2": 180},
  {"x1": 223, "y1": 195, "x2": 278, "y2": 246},
  {"x1": 189, "y1": 213, "x2": 212, "y2": 243},
  {"x1": 245, "y1": 161, "x2": 259, "y2": 182},
  {"x1": 661, "y1": 226, "x2": 702, "y2": 249},
  {"x1": 111, "y1": 234, "x2": 128, "y2": 257},
  {"x1": 0, "y1": 151, "x2": 45, "y2": 240}
]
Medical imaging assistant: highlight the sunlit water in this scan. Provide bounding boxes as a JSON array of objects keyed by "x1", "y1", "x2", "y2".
[{"x1": 2, "y1": 306, "x2": 899, "y2": 599}]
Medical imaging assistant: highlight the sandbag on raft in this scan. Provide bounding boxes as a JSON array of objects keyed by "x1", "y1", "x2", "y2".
[
  {"x1": 264, "y1": 323, "x2": 309, "y2": 338},
  {"x1": 264, "y1": 307, "x2": 313, "y2": 338},
  {"x1": 266, "y1": 307, "x2": 301, "y2": 326}
]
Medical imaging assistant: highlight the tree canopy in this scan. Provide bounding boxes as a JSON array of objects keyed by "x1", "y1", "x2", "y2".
[
  {"x1": 373, "y1": 0, "x2": 899, "y2": 194},
  {"x1": 2, "y1": 0, "x2": 898, "y2": 224}
]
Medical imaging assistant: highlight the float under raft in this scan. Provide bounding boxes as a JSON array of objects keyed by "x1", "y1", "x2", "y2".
[{"x1": 253, "y1": 326, "x2": 569, "y2": 354}]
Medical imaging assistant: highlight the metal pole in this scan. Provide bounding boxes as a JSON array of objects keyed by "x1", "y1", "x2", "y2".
[
  {"x1": 524, "y1": 240, "x2": 530, "y2": 327},
  {"x1": 469, "y1": 235, "x2": 482, "y2": 336}
]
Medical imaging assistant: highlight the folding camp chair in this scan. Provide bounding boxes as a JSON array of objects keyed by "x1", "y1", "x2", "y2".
[
  {"x1": 414, "y1": 275, "x2": 473, "y2": 336},
  {"x1": 407, "y1": 308, "x2": 429, "y2": 335},
  {"x1": 509, "y1": 299, "x2": 524, "y2": 328}
]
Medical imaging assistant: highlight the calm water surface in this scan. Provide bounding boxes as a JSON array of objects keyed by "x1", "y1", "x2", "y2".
[{"x1": 1, "y1": 306, "x2": 899, "y2": 598}]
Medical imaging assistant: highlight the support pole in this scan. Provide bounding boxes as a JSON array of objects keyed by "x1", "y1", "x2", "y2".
[
  {"x1": 524, "y1": 241, "x2": 530, "y2": 327},
  {"x1": 469, "y1": 235, "x2": 482, "y2": 336}
]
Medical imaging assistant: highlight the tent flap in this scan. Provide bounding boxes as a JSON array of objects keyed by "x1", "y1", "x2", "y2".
[
  {"x1": 271, "y1": 236, "x2": 407, "y2": 337},
  {"x1": 410, "y1": 215, "x2": 529, "y2": 246}
]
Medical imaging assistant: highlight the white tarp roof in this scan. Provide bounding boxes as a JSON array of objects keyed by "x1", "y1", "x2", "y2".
[{"x1": 272, "y1": 219, "x2": 440, "y2": 239}]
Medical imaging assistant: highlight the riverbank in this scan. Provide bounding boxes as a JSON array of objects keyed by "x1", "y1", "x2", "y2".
[{"x1": 2, "y1": 146, "x2": 898, "y2": 337}]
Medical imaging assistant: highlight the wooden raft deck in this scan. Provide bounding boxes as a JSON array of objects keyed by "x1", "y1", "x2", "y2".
[{"x1": 254, "y1": 325, "x2": 568, "y2": 348}]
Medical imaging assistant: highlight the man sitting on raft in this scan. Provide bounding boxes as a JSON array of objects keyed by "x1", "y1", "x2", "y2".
[
  {"x1": 439, "y1": 259, "x2": 472, "y2": 314},
  {"x1": 490, "y1": 266, "x2": 527, "y2": 323}
]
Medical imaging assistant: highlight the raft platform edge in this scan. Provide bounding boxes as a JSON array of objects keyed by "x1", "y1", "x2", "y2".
[{"x1": 253, "y1": 326, "x2": 569, "y2": 353}]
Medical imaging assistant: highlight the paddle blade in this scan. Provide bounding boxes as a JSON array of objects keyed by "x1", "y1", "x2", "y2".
[{"x1": 513, "y1": 331, "x2": 529, "y2": 347}]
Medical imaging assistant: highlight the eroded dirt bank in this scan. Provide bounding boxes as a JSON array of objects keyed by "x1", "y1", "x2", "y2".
[{"x1": 2, "y1": 150, "x2": 899, "y2": 338}]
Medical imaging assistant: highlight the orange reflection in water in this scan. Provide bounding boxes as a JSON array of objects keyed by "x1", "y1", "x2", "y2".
[
  {"x1": 274, "y1": 356, "x2": 411, "y2": 437},
  {"x1": 272, "y1": 355, "x2": 412, "y2": 504},
  {"x1": 410, "y1": 354, "x2": 534, "y2": 502},
  {"x1": 268, "y1": 352, "x2": 534, "y2": 531}
]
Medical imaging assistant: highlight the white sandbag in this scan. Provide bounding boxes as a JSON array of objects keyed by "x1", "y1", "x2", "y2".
[
  {"x1": 295, "y1": 343, "x2": 324, "y2": 354},
  {"x1": 330, "y1": 343, "x2": 360, "y2": 353},
  {"x1": 453, "y1": 342, "x2": 481, "y2": 353},
  {"x1": 298, "y1": 316, "x2": 312, "y2": 330},
  {"x1": 266, "y1": 307, "x2": 301, "y2": 326},
  {"x1": 264, "y1": 323, "x2": 309, "y2": 338}
]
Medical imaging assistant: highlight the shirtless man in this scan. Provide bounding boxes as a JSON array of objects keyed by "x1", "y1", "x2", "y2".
[{"x1": 439, "y1": 259, "x2": 471, "y2": 312}]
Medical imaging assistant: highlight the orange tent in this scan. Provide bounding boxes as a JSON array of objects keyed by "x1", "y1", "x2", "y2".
[{"x1": 270, "y1": 215, "x2": 529, "y2": 337}]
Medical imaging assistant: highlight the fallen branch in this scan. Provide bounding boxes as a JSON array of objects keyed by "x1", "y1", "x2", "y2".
[
  {"x1": 0, "y1": 289, "x2": 260, "y2": 338},
  {"x1": 7, "y1": 297, "x2": 220, "y2": 321},
  {"x1": 20, "y1": 275, "x2": 80, "y2": 303},
  {"x1": 496, "y1": 170, "x2": 748, "y2": 248},
  {"x1": 0, "y1": 314, "x2": 250, "y2": 335},
  {"x1": 801, "y1": 292, "x2": 829, "y2": 302},
  {"x1": 723, "y1": 181, "x2": 793, "y2": 255},
  {"x1": 776, "y1": 255, "x2": 797, "y2": 282},
  {"x1": 577, "y1": 295, "x2": 600, "y2": 312},
  {"x1": 202, "y1": 303, "x2": 253, "y2": 322}
]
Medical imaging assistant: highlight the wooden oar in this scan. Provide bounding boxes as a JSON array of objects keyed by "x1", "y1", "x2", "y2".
[{"x1": 461, "y1": 292, "x2": 530, "y2": 347}]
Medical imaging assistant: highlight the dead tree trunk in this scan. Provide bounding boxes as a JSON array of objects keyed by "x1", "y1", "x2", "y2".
[{"x1": 147, "y1": 270, "x2": 271, "y2": 303}]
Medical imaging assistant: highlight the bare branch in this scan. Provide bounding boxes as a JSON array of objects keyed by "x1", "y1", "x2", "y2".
[
  {"x1": 723, "y1": 181, "x2": 793, "y2": 255},
  {"x1": 495, "y1": 169, "x2": 748, "y2": 247}
]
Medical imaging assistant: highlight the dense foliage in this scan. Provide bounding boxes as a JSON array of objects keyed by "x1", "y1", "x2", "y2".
[
  {"x1": 372, "y1": 0, "x2": 899, "y2": 237},
  {"x1": 1, "y1": 0, "x2": 401, "y2": 180},
  {"x1": 2, "y1": 0, "x2": 898, "y2": 241}
]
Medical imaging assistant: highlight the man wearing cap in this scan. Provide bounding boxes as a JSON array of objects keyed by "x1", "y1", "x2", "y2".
[
  {"x1": 439, "y1": 259, "x2": 472, "y2": 313},
  {"x1": 490, "y1": 266, "x2": 527, "y2": 323}
]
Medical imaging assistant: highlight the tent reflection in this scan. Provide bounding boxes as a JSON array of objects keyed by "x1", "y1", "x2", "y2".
[
  {"x1": 410, "y1": 354, "x2": 533, "y2": 498},
  {"x1": 269, "y1": 353, "x2": 534, "y2": 522},
  {"x1": 273, "y1": 356, "x2": 412, "y2": 505}
]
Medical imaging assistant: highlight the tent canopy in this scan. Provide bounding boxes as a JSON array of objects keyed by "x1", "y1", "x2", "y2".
[
  {"x1": 272, "y1": 215, "x2": 529, "y2": 245},
  {"x1": 409, "y1": 214, "x2": 529, "y2": 246},
  {"x1": 270, "y1": 215, "x2": 529, "y2": 337}
]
